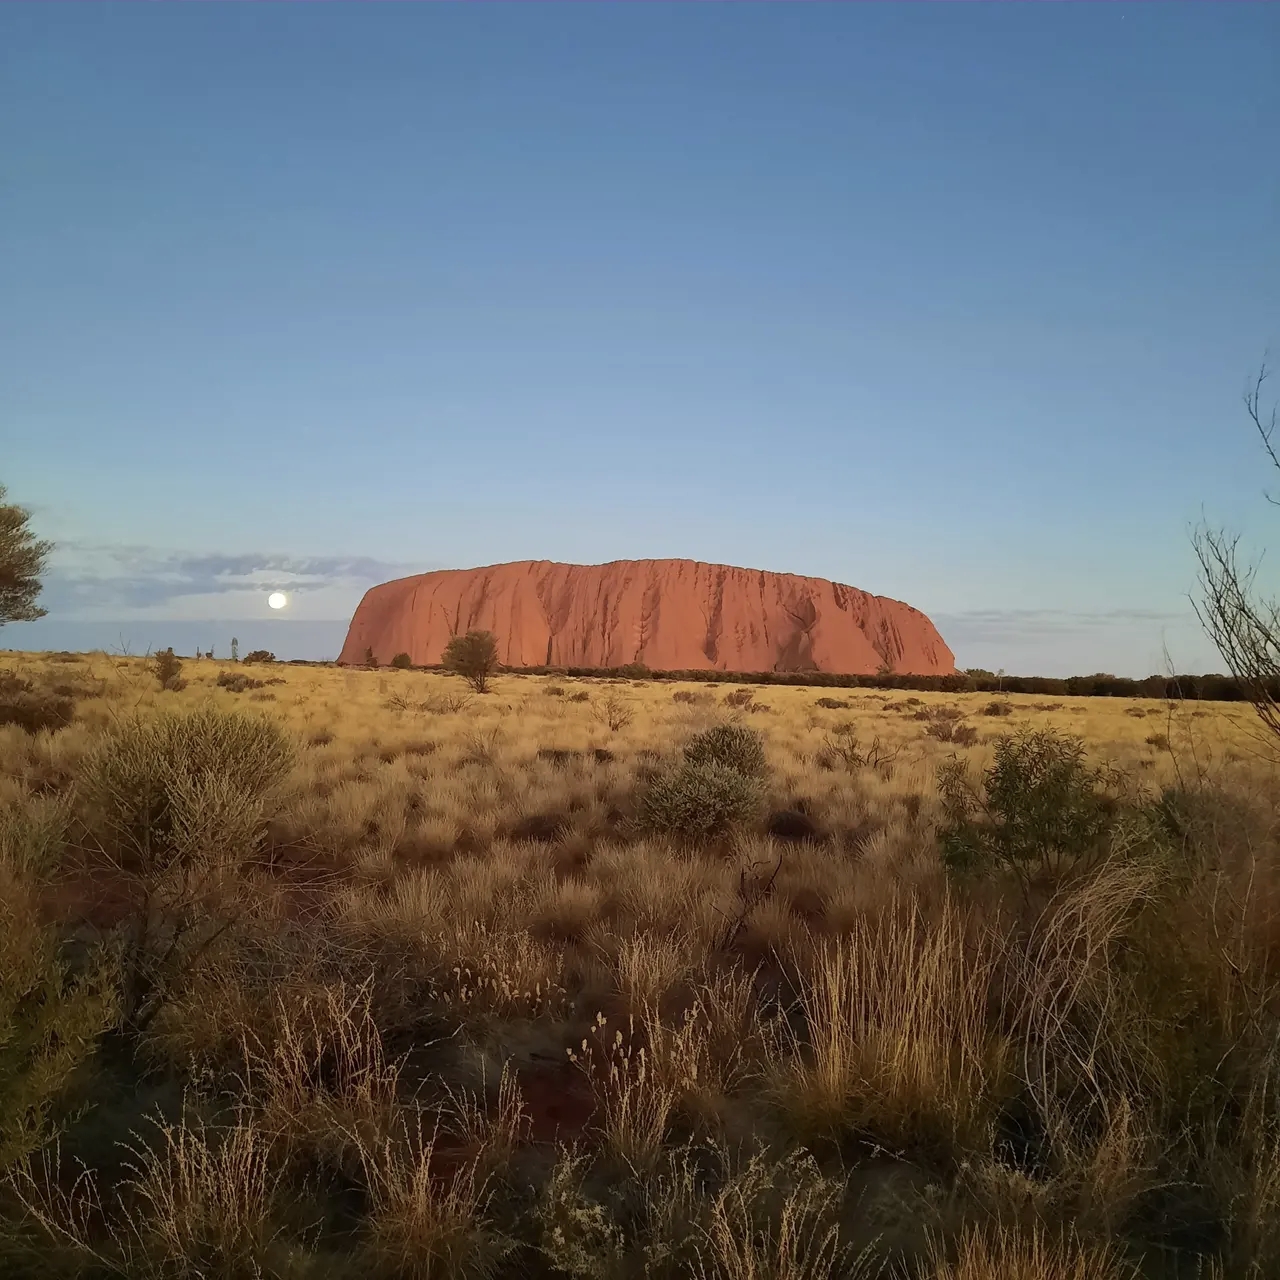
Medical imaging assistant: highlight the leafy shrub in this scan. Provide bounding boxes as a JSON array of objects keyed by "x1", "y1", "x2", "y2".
[
  {"x1": 77, "y1": 708, "x2": 294, "y2": 1029},
  {"x1": 0, "y1": 674, "x2": 74, "y2": 734},
  {"x1": 442, "y1": 630, "x2": 499, "y2": 694},
  {"x1": 723, "y1": 689, "x2": 755, "y2": 709},
  {"x1": 79, "y1": 707, "x2": 294, "y2": 873},
  {"x1": 0, "y1": 871, "x2": 118, "y2": 1169},
  {"x1": 983, "y1": 700, "x2": 1013, "y2": 717},
  {"x1": 389, "y1": 652, "x2": 413, "y2": 670},
  {"x1": 937, "y1": 728, "x2": 1129, "y2": 885},
  {"x1": 637, "y1": 760, "x2": 764, "y2": 841},
  {"x1": 683, "y1": 724, "x2": 767, "y2": 778},
  {"x1": 153, "y1": 647, "x2": 184, "y2": 691},
  {"x1": 363, "y1": 646, "x2": 379, "y2": 669},
  {"x1": 242, "y1": 650, "x2": 276, "y2": 665}
]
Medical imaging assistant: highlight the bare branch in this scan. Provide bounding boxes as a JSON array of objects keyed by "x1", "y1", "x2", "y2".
[{"x1": 1244, "y1": 359, "x2": 1280, "y2": 504}]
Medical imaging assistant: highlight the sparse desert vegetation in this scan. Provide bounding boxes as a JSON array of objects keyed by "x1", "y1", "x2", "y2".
[{"x1": 1, "y1": 650, "x2": 1279, "y2": 1278}]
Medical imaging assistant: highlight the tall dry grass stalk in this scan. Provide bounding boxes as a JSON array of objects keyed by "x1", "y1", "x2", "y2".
[
  {"x1": 117, "y1": 1114, "x2": 288, "y2": 1278},
  {"x1": 774, "y1": 896, "x2": 1006, "y2": 1154},
  {"x1": 236, "y1": 976, "x2": 406, "y2": 1170},
  {"x1": 6, "y1": 1115, "x2": 292, "y2": 1280},
  {"x1": 693, "y1": 1147, "x2": 871, "y2": 1280},
  {"x1": 355, "y1": 1112, "x2": 513, "y2": 1280},
  {"x1": 1009, "y1": 858, "x2": 1166, "y2": 1230},
  {"x1": 924, "y1": 1224, "x2": 1137, "y2": 1280}
]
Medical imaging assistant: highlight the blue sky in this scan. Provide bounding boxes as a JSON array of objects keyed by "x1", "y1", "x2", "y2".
[{"x1": 3, "y1": 4, "x2": 1277, "y2": 674}]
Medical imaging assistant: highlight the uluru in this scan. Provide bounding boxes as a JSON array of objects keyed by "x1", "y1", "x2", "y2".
[{"x1": 339, "y1": 559, "x2": 956, "y2": 677}]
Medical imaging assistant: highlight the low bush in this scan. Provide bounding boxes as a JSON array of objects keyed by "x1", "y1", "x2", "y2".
[
  {"x1": 983, "y1": 700, "x2": 1014, "y2": 717},
  {"x1": 242, "y1": 650, "x2": 276, "y2": 665},
  {"x1": 442, "y1": 630, "x2": 499, "y2": 694},
  {"x1": 937, "y1": 728, "x2": 1136, "y2": 886},
  {"x1": 817, "y1": 730, "x2": 901, "y2": 776},
  {"x1": 0, "y1": 859, "x2": 118, "y2": 1170},
  {"x1": 815, "y1": 696, "x2": 850, "y2": 710},
  {"x1": 0, "y1": 674, "x2": 74, "y2": 734},
  {"x1": 683, "y1": 724, "x2": 767, "y2": 778},
  {"x1": 215, "y1": 671, "x2": 263, "y2": 694},
  {"x1": 637, "y1": 760, "x2": 764, "y2": 841},
  {"x1": 77, "y1": 708, "x2": 295, "y2": 1028},
  {"x1": 152, "y1": 647, "x2": 184, "y2": 692},
  {"x1": 78, "y1": 707, "x2": 295, "y2": 867},
  {"x1": 389, "y1": 652, "x2": 413, "y2": 670},
  {"x1": 592, "y1": 692, "x2": 634, "y2": 733}
]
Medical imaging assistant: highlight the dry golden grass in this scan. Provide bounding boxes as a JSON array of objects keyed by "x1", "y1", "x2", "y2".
[{"x1": 2, "y1": 648, "x2": 1279, "y2": 1278}]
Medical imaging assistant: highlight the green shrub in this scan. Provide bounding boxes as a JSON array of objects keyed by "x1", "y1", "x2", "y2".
[
  {"x1": 78, "y1": 707, "x2": 294, "y2": 872},
  {"x1": 153, "y1": 647, "x2": 184, "y2": 691},
  {"x1": 637, "y1": 760, "x2": 764, "y2": 841},
  {"x1": 0, "y1": 867, "x2": 118, "y2": 1170},
  {"x1": 242, "y1": 650, "x2": 275, "y2": 665},
  {"x1": 937, "y1": 728, "x2": 1127, "y2": 885},
  {"x1": 77, "y1": 709, "x2": 294, "y2": 1030},
  {"x1": 389, "y1": 652, "x2": 413, "y2": 670},
  {"x1": 0, "y1": 674, "x2": 74, "y2": 734},
  {"x1": 442, "y1": 630, "x2": 499, "y2": 694},
  {"x1": 682, "y1": 724, "x2": 767, "y2": 778}
]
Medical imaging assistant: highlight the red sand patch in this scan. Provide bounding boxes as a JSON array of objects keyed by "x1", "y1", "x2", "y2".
[{"x1": 518, "y1": 1060, "x2": 596, "y2": 1143}]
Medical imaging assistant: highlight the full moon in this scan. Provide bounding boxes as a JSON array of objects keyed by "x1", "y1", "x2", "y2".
[{"x1": 267, "y1": 592, "x2": 288, "y2": 610}]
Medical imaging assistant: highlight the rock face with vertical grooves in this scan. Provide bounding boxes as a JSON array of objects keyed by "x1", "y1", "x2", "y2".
[{"x1": 339, "y1": 559, "x2": 956, "y2": 676}]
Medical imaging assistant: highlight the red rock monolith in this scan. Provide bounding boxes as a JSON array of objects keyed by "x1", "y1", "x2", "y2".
[{"x1": 339, "y1": 559, "x2": 956, "y2": 676}]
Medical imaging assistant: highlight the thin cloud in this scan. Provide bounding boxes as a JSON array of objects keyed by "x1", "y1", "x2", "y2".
[
  {"x1": 39, "y1": 542, "x2": 434, "y2": 618},
  {"x1": 935, "y1": 607, "x2": 1193, "y2": 642},
  {"x1": 934, "y1": 607, "x2": 1215, "y2": 677}
]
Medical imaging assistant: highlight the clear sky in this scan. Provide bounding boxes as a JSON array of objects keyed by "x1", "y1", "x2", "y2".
[{"x1": 3, "y1": 4, "x2": 1278, "y2": 674}]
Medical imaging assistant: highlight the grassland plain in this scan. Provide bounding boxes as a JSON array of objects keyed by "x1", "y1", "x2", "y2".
[{"x1": 1, "y1": 649, "x2": 1278, "y2": 1279}]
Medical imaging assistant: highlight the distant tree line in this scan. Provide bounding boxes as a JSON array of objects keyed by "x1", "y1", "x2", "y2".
[
  {"x1": 503, "y1": 665, "x2": 1274, "y2": 702},
  {"x1": 338, "y1": 654, "x2": 1270, "y2": 703}
]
